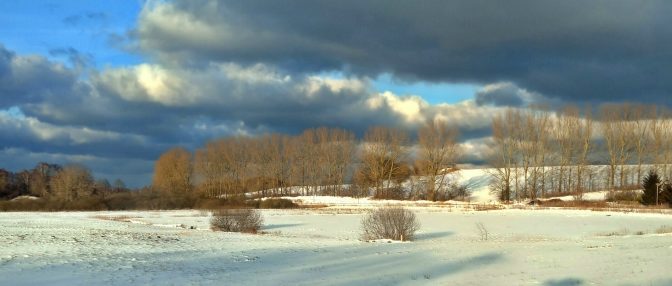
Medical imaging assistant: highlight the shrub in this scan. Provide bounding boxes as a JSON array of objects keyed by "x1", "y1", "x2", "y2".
[
  {"x1": 436, "y1": 183, "x2": 469, "y2": 201},
  {"x1": 606, "y1": 190, "x2": 640, "y2": 202},
  {"x1": 344, "y1": 184, "x2": 370, "y2": 198},
  {"x1": 372, "y1": 187, "x2": 407, "y2": 200},
  {"x1": 210, "y1": 208, "x2": 263, "y2": 233},
  {"x1": 259, "y1": 198, "x2": 297, "y2": 209},
  {"x1": 0, "y1": 199, "x2": 46, "y2": 211},
  {"x1": 195, "y1": 198, "x2": 231, "y2": 210},
  {"x1": 361, "y1": 205, "x2": 420, "y2": 241},
  {"x1": 66, "y1": 197, "x2": 108, "y2": 210},
  {"x1": 655, "y1": 225, "x2": 672, "y2": 234}
]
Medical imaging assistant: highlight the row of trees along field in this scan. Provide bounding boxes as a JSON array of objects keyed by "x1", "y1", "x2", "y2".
[
  {"x1": 153, "y1": 122, "x2": 461, "y2": 201},
  {"x1": 153, "y1": 103, "x2": 672, "y2": 203},
  {"x1": 490, "y1": 103, "x2": 672, "y2": 202},
  {"x1": 0, "y1": 163, "x2": 127, "y2": 201}
]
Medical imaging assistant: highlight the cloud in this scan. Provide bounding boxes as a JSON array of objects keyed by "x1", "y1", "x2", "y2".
[
  {"x1": 132, "y1": 0, "x2": 672, "y2": 105},
  {"x1": 475, "y1": 82, "x2": 543, "y2": 107},
  {"x1": 0, "y1": 43, "x2": 506, "y2": 186},
  {"x1": 0, "y1": 45, "x2": 80, "y2": 108},
  {"x1": 88, "y1": 62, "x2": 500, "y2": 139},
  {"x1": 48, "y1": 47, "x2": 94, "y2": 69},
  {"x1": 458, "y1": 137, "x2": 494, "y2": 165}
]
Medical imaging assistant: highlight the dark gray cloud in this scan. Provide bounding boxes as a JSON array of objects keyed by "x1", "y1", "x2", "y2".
[
  {"x1": 475, "y1": 83, "x2": 527, "y2": 107},
  {"x1": 0, "y1": 45, "x2": 80, "y2": 108},
  {"x1": 135, "y1": 0, "x2": 672, "y2": 105}
]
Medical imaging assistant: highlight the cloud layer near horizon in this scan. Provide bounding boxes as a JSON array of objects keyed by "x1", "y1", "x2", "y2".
[{"x1": 0, "y1": 44, "x2": 499, "y2": 186}]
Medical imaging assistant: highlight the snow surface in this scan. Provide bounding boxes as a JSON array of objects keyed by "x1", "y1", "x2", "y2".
[
  {"x1": 1, "y1": 208, "x2": 672, "y2": 285},
  {"x1": 253, "y1": 168, "x2": 498, "y2": 203}
]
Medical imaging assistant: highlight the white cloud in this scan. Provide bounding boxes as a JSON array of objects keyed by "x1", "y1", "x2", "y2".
[{"x1": 367, "y1": 92, "x2": 426, "y2": 123}]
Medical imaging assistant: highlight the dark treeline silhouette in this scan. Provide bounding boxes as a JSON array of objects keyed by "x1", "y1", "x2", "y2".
[{"x1": 0, "y1": 162, "x2": 138, "y2": 210}]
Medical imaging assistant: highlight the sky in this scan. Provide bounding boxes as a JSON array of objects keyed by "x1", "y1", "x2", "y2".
[{"x1": 1, "y1": 0, "x2": 671, "y2": 187}]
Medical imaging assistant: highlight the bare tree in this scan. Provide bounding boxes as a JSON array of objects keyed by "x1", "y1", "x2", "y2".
[
  {"x1": 652, "y1": 108, "x2": 672, "y2": 179},
  {"x1": 663, "y1": 112, "x2": 672, "y2": 180},
  {"x1": 358, "y1": 126, "x2": 409, "y2": 198},
  {"x1": 252, "y1": 134, "x2": 288, "y2": 197},
  {"x1": 418, "y1": 119, "x2": 460, "y2": 201},
  {"x1": 28, "y1": 162, "x2": 61, "y2": 197},
  {"x1": 528, "y1": 107, "x2": 551, "y2": 199},
  {"x1": 194, "y1": 140, "x2": 224, "y2": 198},
  {"x1": 287, "y1": 134, "x2": 308, "y2": 195},
  {"x1": 600, "y1": 104, "x2": 636, "y2": 191},
  {"x1": 152, "y1": 147, "x2": 193, "y2": 194},
  {"x1": 51, "y1": 164, "x2": 94, "y2": 202},
  {"x1": 194, "y1": 137, "x2": 257, "y2": 198},
  {"x1": 575, "y1": 106, "x2": 593, "y2": 198},
  {"x1": 650, "y1": 107, "x2": 664, "y2": 175},
  {"x1": 554, "y1": 106, "x2": 582, "y2": 195},
  {"x1": 490, "y1": 109, "x2": 520, "y2": 202},
  {"x1": 315, "y1": 128, "x2": 355, "y2": 196},
  {"x1": 631, "y1": 104, "x2": 652, "y2": 184},
  {"x1": 113, "y1": 179, "x2": 127, "y2": 192}
]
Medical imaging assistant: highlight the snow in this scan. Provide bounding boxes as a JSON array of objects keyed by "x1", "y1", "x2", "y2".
[
  {"x1": 252, "y1": 168, "x2": 498, "y2": 204},
  {"x1": 547, "y1": 190, "x2": 644, "y2": 202},
  {"x1": 1, "y1": 208, "x2": 672, "y2": 285},
  {"x1": 10, "y1": 195, "x2": 40, "y2": 201},
  {"x1": 454, "y1": 168, "x2": 497, "y2": 203}
]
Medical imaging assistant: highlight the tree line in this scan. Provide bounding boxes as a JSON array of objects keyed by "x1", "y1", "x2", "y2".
[
  {"x1": 490, "y1": 103, "x2": 672, "y2": 202},
  {"x1": 154, "y1": 102, "x2": 672, "y2": 204},
  {"x1": 153, "y1": 122, "x2": 462, "y2": 201},
  {"x1": 4, "y1": 102, "x2": 670, "y2": 208},
  {"x1": 0, "y1": 163, "x2": 127, "y2": 201}
]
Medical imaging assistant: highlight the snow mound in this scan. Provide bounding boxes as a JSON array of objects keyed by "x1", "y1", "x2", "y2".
[{"x1": 10, "y1": 195, "x2": 40, "y2": 201}]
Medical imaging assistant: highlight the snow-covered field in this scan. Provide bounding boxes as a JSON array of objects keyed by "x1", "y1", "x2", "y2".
[{"x1": 1, "y1": 208, "x2": 671, "y2": 286}]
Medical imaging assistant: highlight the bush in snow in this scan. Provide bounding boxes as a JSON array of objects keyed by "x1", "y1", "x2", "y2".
[
  {"x1": 258, "y1": 198, "x2": 297, "y2": 209},
  {"x1": 361, "y1": 205, "x2": 420, "y2": 241},
  {"x1": 210, "y1": 208, "x2": 263, "y2": 234},
  {"x1": 606, "y1": 190, "x2": 640, "y2": 203},
  {"x1": 372, "y1": 187, "x2": 407, "y2": 200}
]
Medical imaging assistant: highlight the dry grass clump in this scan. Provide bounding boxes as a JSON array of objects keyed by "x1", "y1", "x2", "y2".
[
  {"x1": 471, "y1": 204, "x2": 504, "y2": 211},
  {"x1": 655, "y1": 225, "x2": 672, "y2": 234},
  {"x1": 606, "y1": 190, "x2": 640, "y2": 202},
  {"x1": 536, "y1": 200, "x2": 609, "y2": 208},
  {"x1": 92, "y1": 215, "x2": 140, "y2": 222},
  {"x1": 598, "y1": 228, "x2": 630, "y2": 237}
]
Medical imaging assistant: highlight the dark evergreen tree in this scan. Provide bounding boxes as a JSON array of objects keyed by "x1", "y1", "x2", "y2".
[
  {"x1": 641, "y1": 170, "x2": 661, "y2": 205},
  {"x1": 661, "y1": 184, "x2": 672, "y2": 207}
]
